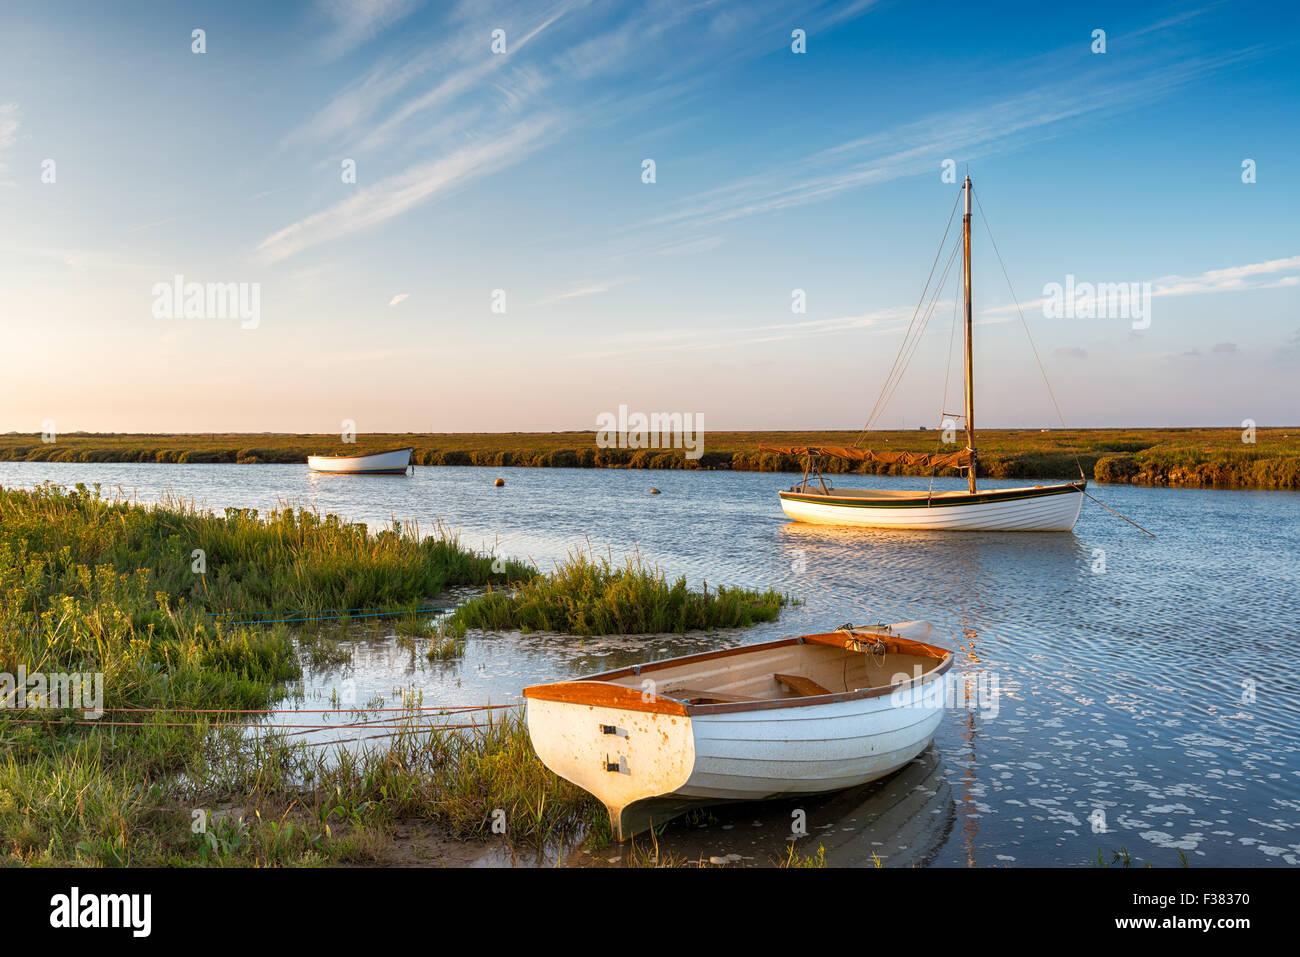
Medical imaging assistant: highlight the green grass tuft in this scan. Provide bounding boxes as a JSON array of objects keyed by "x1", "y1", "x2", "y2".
[{"x1": 445, "y1": 549, "x2": 795, "y2": 637}]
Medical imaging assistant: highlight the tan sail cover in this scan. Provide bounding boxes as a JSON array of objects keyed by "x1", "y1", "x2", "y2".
[{"x1": 759, "y1": 446, "x2": 972, "y2": 469}]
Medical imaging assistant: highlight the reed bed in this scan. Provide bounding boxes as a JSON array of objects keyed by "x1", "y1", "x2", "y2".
[
  {"x1": 444, "y1": 549, "x2": 794, "y2": 637},
  {"x1": 4, "y1": 428, "x2": 1297, "y2": 487},
  {"x1": 0, "y1": 483, "x2": 791, "y2": 866},
  {"x1": 0, "y1": 484, "x2": 573, "y2": 865}
]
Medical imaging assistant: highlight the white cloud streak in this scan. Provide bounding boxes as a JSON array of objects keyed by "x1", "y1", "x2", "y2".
[
  {"x1": 315, "y1": 0, "x2": 426, "y2": 59},
  {"x1": 641, "y1": 49, "x2": 1266, "y2": 234},
  {"x1": 978, "y1": 253, "x2": 1300, "y2": 321},
  {"x1": 578, "y1": 251, "x2": 1298, "y2": 360},
  {"x1": 255, "y1": 117, "x2": 555, "y2": 264},
  {"x1": 534, "y1": 279, "x2": 628, "y2": 306}
]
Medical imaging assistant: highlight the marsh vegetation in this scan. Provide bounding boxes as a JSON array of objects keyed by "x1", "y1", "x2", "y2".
[
  {"x1": 3, "y1": 428, "x2": 1297, "y2": 488},
  {"x1": 0, "y1": 484, "x2": 789, "y2": 866}
]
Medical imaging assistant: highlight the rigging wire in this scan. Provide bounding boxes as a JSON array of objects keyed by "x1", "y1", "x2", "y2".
[
  {"x1": 973, "y1": 186, "x2": 1153, "y2": 535},
  {"x1": 939, "y1": 263, "x2": 961, "y2": 431},
  {"x1": 869, "y1": 234, "x2": 962, "y2": 433},
  {"x1": 863, "y1": 210, "x2": 962, "y2": 435},
  {"x1": 932, "y1": 280, "x2": 963, "y2": 495},
  {"x1": 971, "y1": 187, "x2": 1086, "y2": 482},
  {"x1": 854, "y1": 188, "x2": 962, "y2": 446}
]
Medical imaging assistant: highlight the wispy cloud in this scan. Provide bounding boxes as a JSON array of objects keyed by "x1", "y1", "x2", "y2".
[
  {"x1": 125, "y1": 218, "x2": 173, "y2": 234},
  {"x1": 641, "y1": 46, "x2": 1265, "y2": 234},
  {"x1": 280, "y1": 50, "x2": 437, "y2": 151},
  {"x1": 287, "y1": 1, "x2": 576, "y2": 153},
  {"x1": 577, "y1": 249, "x2": 1300, "y2": 360},
  {"x1": 275, "y1": 0, "x2": 882, "y2": 267},
  {"x1": 571, "y1": 305, "x2": 916, "y2": 359},
  {"x1": 388, "y1": 293, "x2": 410, "y2": 307},
  {"x1": 315, "y1": 0, "x2": 426, "y2": 59},
  {"x1": 652, "y1": 235, "x2": 725, "y2": 256},
  {"x1": 1150, "y1": 255, "x2": 1300, "y2": 297},
  {"x1": 977, "y1": 253, "x2": 1300, "y2": 321},
  {"x1": 255, "y1": 117, "x2": 556, "y2": 264},
  {"x1": 534, "y1": 278, "x2": 628, "y2": 306},
  {"x1": 358, "y1": 5, "x2": 575, "y2": 151}
]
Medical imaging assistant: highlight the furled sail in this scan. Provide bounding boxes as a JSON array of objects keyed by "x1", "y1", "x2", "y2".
[{"x1": 758, "y1": 446, "x2": 972, "y2": 469}]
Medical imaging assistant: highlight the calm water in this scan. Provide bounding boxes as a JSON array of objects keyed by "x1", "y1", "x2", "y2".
[{"x1": 3, "y1": 461, "x2": 1298, "y2": 867}]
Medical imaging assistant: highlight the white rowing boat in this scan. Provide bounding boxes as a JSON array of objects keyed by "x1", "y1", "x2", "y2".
[
  {"x1": 306, "y1": 447, "x2": 413, "y2": 475},
  {"x1": 761, "y1": 175, "x2": 1087, "y2": 531},
  {"x1": 523, "y1": 621, "x2": 953, "y2": 840}
]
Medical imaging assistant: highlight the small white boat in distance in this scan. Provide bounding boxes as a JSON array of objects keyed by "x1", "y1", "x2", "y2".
[
  {"x1": 306, "y1": 447, "x2": 413, "y2": 475},
  {"x1": 524, "y1": 621, "x2": 953, "y2": 841}
]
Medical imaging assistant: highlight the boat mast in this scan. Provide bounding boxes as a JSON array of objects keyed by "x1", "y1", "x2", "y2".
[{"x1": 962, "y1": 174, "x2": 977, "y2": 493}]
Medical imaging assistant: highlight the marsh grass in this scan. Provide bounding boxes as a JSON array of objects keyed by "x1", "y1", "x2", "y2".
[
  {"x1": 425, "y1": 630, "x2": 466, "y2": 660},
  {"x1": 0, "y1": 483, "x2": 589, "y2": 866},
  {"x1": 778, "y1": 843, "x2": 828, "y2": 868},
  {"x1": 5, "y1": 428, "x2": 1297, "y2": 486},
  {"x1": 446, "y1": 548, "x2": 794, "y2": 638},
  {"x1": 2, "y1": 483, "x2": 801, "y2": 866}
]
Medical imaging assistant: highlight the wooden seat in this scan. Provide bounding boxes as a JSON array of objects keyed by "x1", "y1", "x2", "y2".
[
  {"x1": 774, "y1": 673, "x2": 832, "y2": 697},
  {"x1": 661, "y1": 687, "x2": 758, "y2": 705}
]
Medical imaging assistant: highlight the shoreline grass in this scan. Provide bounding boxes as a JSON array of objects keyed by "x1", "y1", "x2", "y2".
[
  {"x1": 2, "y1": 428, "x2": 1297, "y2": 488},
  {"x1": 0, "y1": 483, "x2": 789, "y2": 866},
  {"x1": 445, "y1": 549, "x2": 795, "y2": 638}
]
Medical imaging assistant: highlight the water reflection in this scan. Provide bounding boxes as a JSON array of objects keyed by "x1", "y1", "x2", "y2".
[{"x1": 545, "y1": 747, "x2": 955, "y2": 868}]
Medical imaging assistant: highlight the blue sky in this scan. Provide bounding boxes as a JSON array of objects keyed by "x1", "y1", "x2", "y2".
[{"x1": 1, "y1": 0, "x2": 1296, "y2": 433}]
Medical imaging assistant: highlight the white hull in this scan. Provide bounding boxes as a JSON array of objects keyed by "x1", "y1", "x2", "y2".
[
  {"x1": 524, "y1": 622, "x2": 952, "y2": 839},
  {"x1": 307, "y1": 447, "x2": 412, "y2": 474},
  {"x1": 778, "y1": 483, "x2": 1084, "y2": 531},
  {"x1": 678, "y1": 697, "x2": 943, "y2": 801}
]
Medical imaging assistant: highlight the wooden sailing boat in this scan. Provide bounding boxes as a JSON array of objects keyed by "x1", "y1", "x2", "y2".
[{"x1": 763, "y1": 176, "x2": 1086, "y2": 531}]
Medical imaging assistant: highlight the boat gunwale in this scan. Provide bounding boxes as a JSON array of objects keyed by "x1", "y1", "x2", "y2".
[
  {"x1": 777, "y1": 479, "x2": 1085, "y2": 509},
  {"x1": 522, "y1": 633, "x2": 955, "y2": 716}
]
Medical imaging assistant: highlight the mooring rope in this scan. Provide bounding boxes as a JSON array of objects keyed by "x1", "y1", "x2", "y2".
[
  {"x1": 0, "y1": 716, "x2": 504, "y2": 731},
  {"x1": 0, "y1": 702, "x2": 523, "y2": 732},
  {"x1": 1081, "y1": 489, "x2": 1156, "y2": 537}
]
